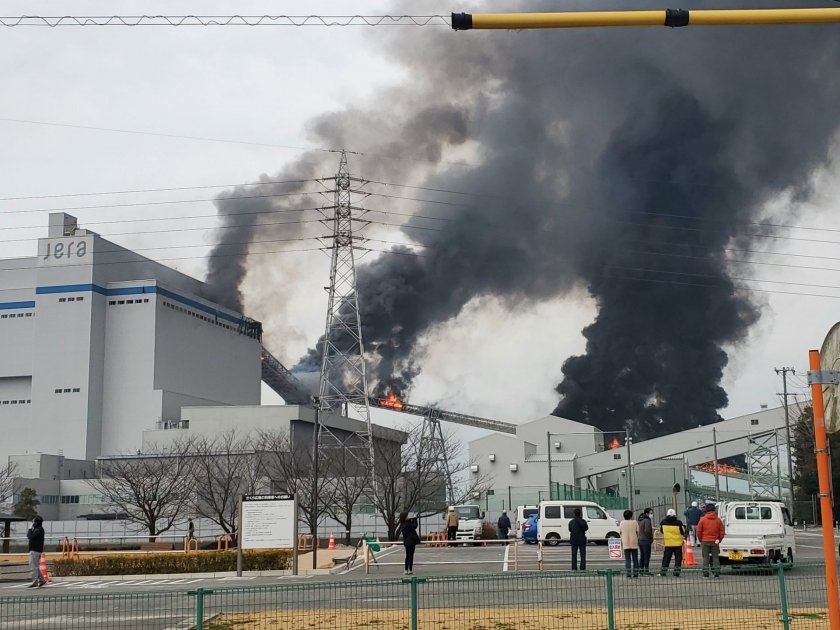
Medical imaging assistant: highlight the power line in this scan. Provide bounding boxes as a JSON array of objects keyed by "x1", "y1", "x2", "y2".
[
  {"x1": 0, "y1": 15, "x2": 451, "y2": 27},
  {"x1": 0, "y1": 178, "x2": 315, "y2": 202},
  {"x1": 0, "y1": 117, "x2": 336, "y2": 153}
]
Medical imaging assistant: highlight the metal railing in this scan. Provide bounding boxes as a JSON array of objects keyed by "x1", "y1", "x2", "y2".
[{"x1": 0, "y1": 562, "x2": 831, "y2": 629}]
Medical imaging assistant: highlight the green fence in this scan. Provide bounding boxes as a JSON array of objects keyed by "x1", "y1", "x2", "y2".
[
  {"x1": 0, "y1": 563, "x2": 830, "y2": 629},
  {"x1": 551, "y1": 482, "x2": 629, "y2": 509}
]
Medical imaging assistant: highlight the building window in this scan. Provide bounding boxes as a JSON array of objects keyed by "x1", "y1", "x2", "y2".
[
  {"x1": 25, "y1": 313, "x2": 32, "y2": 317},
  {"x1": 613, "y1": 454, "x2": 621, "y2": 460},
  {"x1": 58, "y1": 298, "x2": 66, "y2": 302},
  {"x1": 72, "y1": 388, "x2": 80, "y2": 393},
  {"x1": 0, "y1": 315, "x2": 6, "y2": 319},
  {"x1": 109, "y1": 301, "x2": 116, "y2": 305},
  {"x1": 126, "y1": 300, "x2": 134, "y2": 304},
  {"x1": 67, "y1": 297, "x2": 75, "y2": 302},
  {"x1": 77, "y1": 296, "x2": 84, "y2": 302},
  {"x1": 9, "y1": 400, "x2": 16, "y2": 405},
  {"x1": 63, "y1": 388, "x2": 71, "y2": 393},
  {"x1": 16, "y1": 313, "x2": 23, "y2": 317},
  {"x1": 54, "y1": 389, "x2": 62, "y2": 394},
  {"x1": 143, "y1": 299, "x2": 149, "y2": 303},
  {"x1": 1, "y1": 401, "x2": 8, "y2": 405},
  {"x1": 118, "y1": 300, "x2": 125, "y2": 305},
  {"x1": 750, "y1": 419, "x2": 759, "y2": 426}
]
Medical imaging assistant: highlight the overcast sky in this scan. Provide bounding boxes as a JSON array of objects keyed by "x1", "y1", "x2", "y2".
[{"x1": 1, "y1": 1, "x2": 838, "y2": 443}]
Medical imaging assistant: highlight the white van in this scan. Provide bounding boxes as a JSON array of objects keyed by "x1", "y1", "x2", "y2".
[
  {"x1": 718, "y1": 501, "x2": 795, "y2": 564},
  {"x1": 514, "y1": 505, "x2": 539, "y2": 538},
  {"x1": 537, "y1": 500, "x2": 620, "y2": 545}
]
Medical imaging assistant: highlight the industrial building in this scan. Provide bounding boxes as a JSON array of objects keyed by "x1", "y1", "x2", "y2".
[
  {"x1": 469, "y1": 405, "x2": 793, "y2": 517},
  {"x1": 0, "y1": 212, "x2": 403, "y2": 519}
]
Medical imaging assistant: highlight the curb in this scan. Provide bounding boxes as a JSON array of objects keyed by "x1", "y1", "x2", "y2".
[{"x1": 29, "y1": 566, "x2": 343, "y2": 582}]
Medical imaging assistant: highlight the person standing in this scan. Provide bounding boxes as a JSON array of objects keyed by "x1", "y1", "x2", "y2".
[
  {"x1": 27, "y1": 515, "x2": 45, "y2": 588},
  {"x1": 397, "y1": 512, "x2": 420, "y2": 575},
  {"x1": 568, "y1": 508, "x2": 589, "y2": 571},
  {"x1": 497, "y1": 512, "x2": 511, "y2": 543},
  {"x1": 620, "y1": 510, "x2": 640, "y2": 578},
  {"x1": 445, "y1": 507, "x2": 459, "y2": 544},
  {"x1": 188, "y1": 519, "x2": 195, "y2": 541},
  {"x1": 638, "y1": 508, "x2": 654, "y2": 576},
  {"x1": 684, "y1": 501, "x2": 703, "y2": 546},
  {"x1": 696, "y1": 504, "x2": 726, "y2": 578},
  {"x1": 659, "y1": 509, "x2": 687, "y2": 577}
]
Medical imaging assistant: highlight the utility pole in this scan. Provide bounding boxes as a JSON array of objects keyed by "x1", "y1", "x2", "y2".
[
  {"x1": 546, "y1": 432, "x2": 553, "y2": 501},
  {"x1": 776, "y1": 366, "x2": 796, "y2": 506}
]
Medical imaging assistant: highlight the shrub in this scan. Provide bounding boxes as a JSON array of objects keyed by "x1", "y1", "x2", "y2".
[{"x1": 52, "y1": 549, "x2": 291, "y2": 577}]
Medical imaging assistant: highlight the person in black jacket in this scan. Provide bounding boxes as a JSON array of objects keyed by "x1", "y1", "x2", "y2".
[
  {"x1": 397, "y1": 512, "x2": 421, "y2": 575},
  {"x1": 497, "y1": 512, "x2": 512, "y2": 543},
  {"x1": 27, "y1": 515, "x2": 45, "y2": 588},
  {"x1": 568, "y1": 509, "x2": 589, "y2": 570},
  {"x1": 638, "y1": 508, "x2": 654, "y2": 576}
]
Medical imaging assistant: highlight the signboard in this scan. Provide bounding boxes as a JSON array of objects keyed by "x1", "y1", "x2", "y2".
[
  {"x1": 608, "y1": 537, "x2": 623, "y2": 559},
  {"x1": 240, "y1": 494, "x2": 296, "y2": 550}
]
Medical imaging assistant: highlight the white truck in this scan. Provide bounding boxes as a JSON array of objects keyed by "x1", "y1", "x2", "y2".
[
  {"x1": 718, "y1": 500, "x2": 795, "y2": 565},
  {"x1": 451, "y1": 504, "x2": 485, "y2": 542}
]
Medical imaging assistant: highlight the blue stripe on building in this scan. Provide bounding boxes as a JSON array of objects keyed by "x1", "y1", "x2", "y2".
[
  {"x1": 0, "y1": 300, "x2": 36, "y2": 310},
  {"x1": 31, "y1": 283, "x2": 246, "y2": 325}
]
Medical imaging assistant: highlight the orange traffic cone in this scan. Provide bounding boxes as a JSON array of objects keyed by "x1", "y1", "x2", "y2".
[
  {"x1": 39, "y1": 553, "x2": 52, "y2": 584},
  {"x1": 684, "y1": 540, "x2": 698, "y2": 566},
  {"x1": 327, "y1": 532, "x2": 336, "y2": 551}
]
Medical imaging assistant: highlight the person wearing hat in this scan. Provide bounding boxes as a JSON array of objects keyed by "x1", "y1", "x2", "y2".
[
  {"x1": 684, "y1": 501, "x2": 703, "y2": 547},
  {"x1": 445, "y1": 507, "x2": 459, "y2": 543},
  {"x1": 659, "y1": 508, "x2": 687, "y2": 577},
  {"x1": 696, "y1": 503, "x2": 726, "y2": 578}
]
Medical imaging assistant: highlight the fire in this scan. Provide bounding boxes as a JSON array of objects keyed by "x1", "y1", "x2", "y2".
[
  {"x1": 379, "y1": 391, "x2": 404, "y2": 411},
  {"x1": 608, "y1": 437, "x2": 622, "y2": 450},
  {"x1": 695, "y1": 462, "x2": 740, "y2": 475}
]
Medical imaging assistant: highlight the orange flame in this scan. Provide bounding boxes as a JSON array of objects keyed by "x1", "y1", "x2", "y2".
[
  {"x1": 695, "y1": 462, "x2": 740, "y2": 475},
  {"x1": 379, "y1": 391, "x2": 404, "y2": 411},
  {"x1": 608, "y1": 437, "x2": 622, "y2": 450}
]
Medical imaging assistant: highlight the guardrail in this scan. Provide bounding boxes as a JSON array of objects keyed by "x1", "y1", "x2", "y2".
[{"x1": 0, "y1": 562, "x2": 828, "y2": 629}]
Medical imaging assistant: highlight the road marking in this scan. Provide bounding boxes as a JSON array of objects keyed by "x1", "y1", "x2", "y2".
[{"x1": 502, "y1": 544, "x2": 510, "y2": 572}]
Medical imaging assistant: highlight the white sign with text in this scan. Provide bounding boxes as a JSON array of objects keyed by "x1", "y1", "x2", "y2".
[{"x1": 240, "y1": 494, "x2": 296, "y2": 550}]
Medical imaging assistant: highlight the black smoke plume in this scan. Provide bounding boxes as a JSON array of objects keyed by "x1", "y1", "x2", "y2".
[{"x1": 207, "y1": 0, "x2": 840, "y2": 437}]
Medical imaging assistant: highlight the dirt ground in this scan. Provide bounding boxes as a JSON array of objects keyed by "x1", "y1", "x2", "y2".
[{"x1": 205, "y1": 607, "x2": 828, "y2": 629}]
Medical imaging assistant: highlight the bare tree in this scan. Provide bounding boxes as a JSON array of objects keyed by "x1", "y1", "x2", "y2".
[
  {"x1": 90, "y1": 442, "x2": 193, "y2": 541},
  {"x1": 258, "y1": 430, "x2": 333, "y2": 540},
  {"x1": 322, "y1": 446, "x2": 369, "y2": 545},
  {"x1": 367, "y1": 424, "x2": 492, "y2": 541},
  {"x1": 0, "y1": 460, "x2": 17, "y2": 506},
  {"x1": 189, "y1": 430, "x2": 263, "y2": 534}
]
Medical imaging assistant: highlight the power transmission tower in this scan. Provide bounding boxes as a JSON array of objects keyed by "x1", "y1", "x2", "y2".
[
  {"x1": 776, "y1": 366, "x2": 796, "y2": 505},
  {"x1": 315, "y1": 151, "x2": 376, "y2": 488},
  {"x1": 417, "y1": 408, "x2": 455, "y2": 506}
]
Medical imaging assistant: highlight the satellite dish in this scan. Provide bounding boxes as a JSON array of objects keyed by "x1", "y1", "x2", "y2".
[{"x1": 820, "y1": 322, "x2": 840, "y2": 433}]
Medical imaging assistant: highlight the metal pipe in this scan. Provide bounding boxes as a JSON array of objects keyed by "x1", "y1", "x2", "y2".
[
  {"x1": 452, "y1": 8, "x2": 840, "y2": 30},
  {"x1": 546, "y1": 432, "x2": 553, "y2": 500}
]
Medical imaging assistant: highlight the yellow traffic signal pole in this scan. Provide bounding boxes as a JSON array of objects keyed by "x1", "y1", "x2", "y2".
[{"x1": 451, "y1": 8, "x2": 840, "y2": 30}]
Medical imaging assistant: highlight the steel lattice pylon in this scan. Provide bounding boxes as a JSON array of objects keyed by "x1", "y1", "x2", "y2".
[
  {"x1": 747, "y1": 431, "x2": 784, "y2": 500},
  {"x1": 316, "y1": 151, "x2": 376, "y2": 485},
  {"x1": 418, "y1": 408, "x2": 455, "y2": 505}
]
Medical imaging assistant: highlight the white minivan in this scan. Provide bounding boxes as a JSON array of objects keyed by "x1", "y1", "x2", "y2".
[{"x1": 537, "y1": 500, "x2": 620, "y2": 545}]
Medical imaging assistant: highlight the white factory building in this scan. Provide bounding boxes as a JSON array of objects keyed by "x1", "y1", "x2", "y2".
[{"x1": 0, "y1": 212, "x2": 263, "y2": 468}]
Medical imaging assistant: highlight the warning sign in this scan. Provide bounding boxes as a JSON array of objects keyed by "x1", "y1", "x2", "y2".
[{"x1": 608, "y1": 537, "x2": 623, "y2": 559}]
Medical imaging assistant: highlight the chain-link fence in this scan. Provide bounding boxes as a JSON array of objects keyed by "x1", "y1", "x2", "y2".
[{"x1": 0, "y1": 562, "x2": 832, "y2": 629}]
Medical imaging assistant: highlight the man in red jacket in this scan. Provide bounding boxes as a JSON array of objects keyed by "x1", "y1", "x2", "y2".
[{"x1": 696, "y1": 504, "x2": 726, "y2": 578}]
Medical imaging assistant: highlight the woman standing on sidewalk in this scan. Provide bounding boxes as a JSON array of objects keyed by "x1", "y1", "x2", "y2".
[
  {"x1": 397, "y1": 512, "x2": 420, "y2": 575},
  {"x1": 619, "y1": 510, "x2": 640, "y2": 578},
  {"x1": 26, "y1": 516, "x2": 45, "y2": 588}
]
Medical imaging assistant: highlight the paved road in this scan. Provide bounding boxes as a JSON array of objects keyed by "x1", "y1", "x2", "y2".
[{"x1": 0, "y1": 533, "x2": 832, "y2": 629}]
